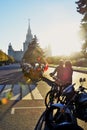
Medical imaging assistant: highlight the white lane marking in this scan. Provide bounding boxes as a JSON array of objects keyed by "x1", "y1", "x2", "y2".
[
  {"x1": 0, "y1": 85, "x2": 12, "y2": 99},
  {"x1": 22, "y1": 93, "x2": 32, "y2": 100},
  {"x1": 2, "y1": 88, "x2": 11, "y2": 93},
  {"x1": 11, "y1": 106, "x2": 46, "y2": 114},
  {"x1": 0, "y1": 84, "x2": 43, "y2": 100},
  {"x1": 10, "y1": 94, "x2": 20, "y2": 100},
  {"x1": 1, "y1": 85, "x2": 12, "y2": 92},
  {"x1": 11, "y1": 84, "x2": 20, "y2": 100},
  {"x1": 31, "y1": 87, "x2": 43, "y2": 99},
  {"x1": 22, "y1": 84, "x2": 32, "y2": 100},
  {"x1": 11, "y1": 108, "x2": 15, "y2": 114}
]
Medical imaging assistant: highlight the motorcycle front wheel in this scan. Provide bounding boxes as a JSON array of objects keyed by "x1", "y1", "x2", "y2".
[{"x1": 45, "y1": 90, "x2": 60, "y2": 109}]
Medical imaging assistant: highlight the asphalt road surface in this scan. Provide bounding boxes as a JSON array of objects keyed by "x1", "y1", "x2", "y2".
[{"x1": 0, "y1": 63, "x2": 87, "y2": 130}]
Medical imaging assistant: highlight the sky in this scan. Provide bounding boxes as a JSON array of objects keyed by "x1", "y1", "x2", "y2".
[{"x1": 0, "y1": 0, "x2": 82, "y2": 56}]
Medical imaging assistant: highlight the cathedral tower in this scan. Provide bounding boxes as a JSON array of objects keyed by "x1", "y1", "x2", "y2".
[
  {"x1": 23, "y1": 19, "x2": 33, "y2": 52},
  {"x1": 8, "y1": 43, "x2": 14, "y2": 56}
]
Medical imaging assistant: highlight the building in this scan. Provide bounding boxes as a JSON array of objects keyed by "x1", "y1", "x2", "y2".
[
  {"x1": 8, "y1": 43, "x2": 24, "y2": 62},
  {"x1": 8, "y1": 21, "x2": 52, "y2": 62},
  {"x1": 8, "y1": 21, "x2": 33, "y2": 62}
]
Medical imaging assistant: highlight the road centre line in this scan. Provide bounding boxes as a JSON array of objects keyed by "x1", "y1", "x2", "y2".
[{"x1": 11, "y1": 106, "x2": 46, "y2": 114}]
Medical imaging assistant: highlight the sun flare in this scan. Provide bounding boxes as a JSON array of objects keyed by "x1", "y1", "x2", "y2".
[{"x1": 41, "y1": 23, "x2": 81, "y2": 56}]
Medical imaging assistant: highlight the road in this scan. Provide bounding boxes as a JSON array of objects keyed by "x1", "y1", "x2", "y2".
[{"x1": 0, "y1": 63, "x2": 87, "y2": 130}]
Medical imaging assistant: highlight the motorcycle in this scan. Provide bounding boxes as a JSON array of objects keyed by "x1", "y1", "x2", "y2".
[
  {"x1": 35, "y1": 78, "x2": 86, "y2": 130},
  {"x1": 61, "y1": 77, "x2": 87, "y2": 122},
  {"x1": 21, "y1": 62, "x2": 46, "y2": 81},
  {"x1": 74, "y1": 78, "x2": 87, "y2": 122},
  {"x1": 44, "y1": 77, "x2": 87, "y2": 129}
]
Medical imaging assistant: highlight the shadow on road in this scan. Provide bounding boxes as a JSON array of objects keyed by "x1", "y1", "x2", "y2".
[{"x1": 0, "y1": 100, "x2": 20, "y2": 121}]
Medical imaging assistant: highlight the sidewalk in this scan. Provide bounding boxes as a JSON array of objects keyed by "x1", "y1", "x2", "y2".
[{"x1": 49, "y1": 65, "x2": 87, "y2": 74}]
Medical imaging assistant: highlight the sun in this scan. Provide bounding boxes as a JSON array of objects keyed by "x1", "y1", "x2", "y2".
[{"x1": 40, "y1": 23, "x2": 81, "y2": 56}]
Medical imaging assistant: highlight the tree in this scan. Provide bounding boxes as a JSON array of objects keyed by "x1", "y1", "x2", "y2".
[
  {"x1": 75, "y1": 0, "x2": 87, "y2": 57},
  {"x1": 22, "y1": 35, "x2": 47, "y2": 64}
]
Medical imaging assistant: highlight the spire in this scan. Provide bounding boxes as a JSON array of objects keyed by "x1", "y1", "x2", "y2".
[
  {"x1": 28, "y1": 18, "x2": 31, "y2": 33},
  {"x1": 25, "y1": 18, "x2": 33, "y2": 43},
  {"x1": 23, "y1": 19, "x2": 33, "y2": 52}
]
